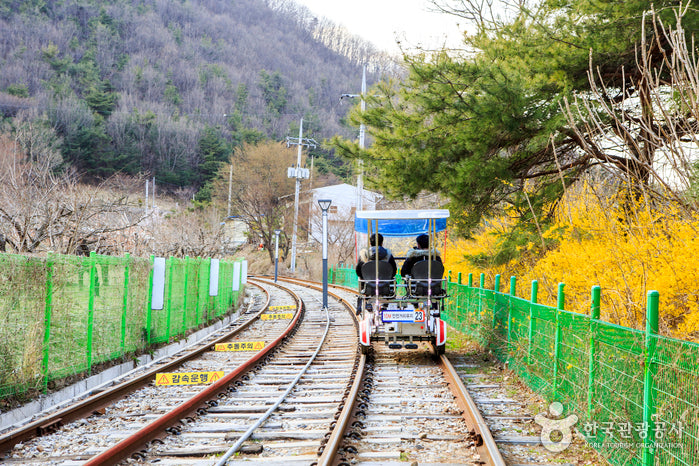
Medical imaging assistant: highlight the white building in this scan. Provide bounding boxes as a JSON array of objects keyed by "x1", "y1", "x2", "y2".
[
  {"x1": 308, "y1": 183, "x2": 382, "y2": 243},
  {"x1": 223, "y1": 216, "x2": 248, "y2": 247}
]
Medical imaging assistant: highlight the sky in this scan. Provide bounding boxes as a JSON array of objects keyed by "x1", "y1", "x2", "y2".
[{"x1": 293, "y1": 0, "x2": 465, "y2": 55}]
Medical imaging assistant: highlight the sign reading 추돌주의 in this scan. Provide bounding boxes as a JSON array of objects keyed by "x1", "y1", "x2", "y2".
[{"x1": 261, "y1": 312, "x2": 293, "y2": 320}]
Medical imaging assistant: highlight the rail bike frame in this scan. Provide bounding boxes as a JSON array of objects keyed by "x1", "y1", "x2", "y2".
[{"x1": 355, "y1": 209, "x2": 450, "y2": 355}]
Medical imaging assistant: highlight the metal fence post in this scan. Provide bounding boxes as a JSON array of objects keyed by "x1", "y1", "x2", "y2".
[
  {"x1": 194, "y1": 257, "x2": 203, "y2": 327},
  {"x1": 507, "y1": 276, "x2": 516, "y2": 364},
  {"x1": 42, "y1": 253, "x2": 54, "y2": 392},
  {"x1": 467, "y1": 273, "x2": 473, "y2": 322},
  {"x1": 120, "y1": 253, "x2": 130, "y2": 356},
  {"x1": 455, "y1": 272, "x2": 462, "y2": 323},
  {"x1": 182, "y1": 256, "x2": 190, "y2": 336},
  {"x1": 553, "y1": 282, "x2": 565, "y2": 398},
  {"x1": 642, "y1": 290, "x2": 659, "y2": 466},
  {"x1": 86, "y1": 252, "x2": 97, "y2": 373},
  {"x1": 587, "y1": 285, "x2": 601, "y2": 419},
  {"x1": 527, "y1": 280, "x2": 538, "y2": 365},
  {"x1": 493, "y1": 274, "x2": 501, "y2": 331},
  {"x1": 479, "y1": 273, "x2": 485, "y2": 322},
  {"x1": 146, "y1": 255, "x2": 155, "y2": 344},
  {"x1": 205, "y1": 257, "x2": 212, "y2": 322},
  {"x1": 165, "y1": 257, "x2": 174, "y2": 342}
]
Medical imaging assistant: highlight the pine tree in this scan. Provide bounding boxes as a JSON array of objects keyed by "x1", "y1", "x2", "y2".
[
  {"x1": 197, "y1": 126, "x2": 230, "y2": 188},
  {"x1": 333, "y1": 1, "x2": 699, "y2": 235}
]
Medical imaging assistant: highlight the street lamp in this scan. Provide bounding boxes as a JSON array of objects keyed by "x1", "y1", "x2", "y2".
[
  {"x1": 318, "y1": 199, "x2": 332, "y2": 309},
  {"x1": 274, "y1": 229, "x2": 281, "y2": 283}
]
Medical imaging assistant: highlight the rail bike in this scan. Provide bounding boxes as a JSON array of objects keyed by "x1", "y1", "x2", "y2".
[{"x1": 355, "y1": 209, "x2": 450, "y2": 355}]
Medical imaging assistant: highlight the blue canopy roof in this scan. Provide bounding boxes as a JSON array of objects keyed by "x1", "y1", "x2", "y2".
[{"x1": 354, "y1": 210, "x2": 449, "y2": 237}]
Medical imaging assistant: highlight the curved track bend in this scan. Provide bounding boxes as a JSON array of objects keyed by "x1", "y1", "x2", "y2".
[{"x1": 2, "y1": 276, "x2": 519, "y2": 466}]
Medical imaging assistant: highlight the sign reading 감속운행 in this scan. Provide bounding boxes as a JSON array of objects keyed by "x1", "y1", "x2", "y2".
[
  {"x1": 268, "y1": 305, "x2": 296, "y2": 310},
  {"x1": 214, "y1": 341, "x2": 265, "y2": 351},
  {"x1": 156, "y1": 371, "x2": 224, "y2": 386}
]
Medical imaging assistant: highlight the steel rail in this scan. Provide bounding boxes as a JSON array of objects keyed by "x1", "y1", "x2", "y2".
[
  {"x1": 0, "y1": 282, "x2": 271, "y2": 457},
  {"x1": 439, "y1": 354, "x2": 507, "y2": 466},
  {"x1": 215, "y1": 303, "x2": 331, "y2": 465},
  {"x1": 267, "y1": 275, "x2": 356, "y2": 310},
  {"x1": 83, "y1": 279, "x2": 304, "y2": 466},
  {"x1": 270, "y1": 275, "x2": 368, "y2": 466},
  {"x1": 316, "y1": 352, "x2": 365, "y2": 466}
]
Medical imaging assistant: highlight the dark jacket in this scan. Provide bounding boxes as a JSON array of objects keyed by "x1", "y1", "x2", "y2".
[
  {"x1": 356, "y1": 246, "x2": 397, "y2": 279},
  {"x1": 400, "y1": 248, "x2": 442, "y2": 277}
]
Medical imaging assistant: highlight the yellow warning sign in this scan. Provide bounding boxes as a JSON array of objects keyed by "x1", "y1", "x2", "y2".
[
  {"x1": 261, "y1": 312, "x2": 294, "y2": 320},
  {"x1": 155, "y1": 371, "x2": 224, "y2": 386},
  {"x1": 269, "y1": 305, "x2": 296, "y2": 310},
  {"x1": 214, "y1": 341, "x2": 265, "y2": 352}
]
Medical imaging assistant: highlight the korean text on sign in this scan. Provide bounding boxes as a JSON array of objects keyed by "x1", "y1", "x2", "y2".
[
  {"x1": 214, "y1": 341, "x2": 265, "y2": 351},
  {"x1": 261, "y1": 312, "x2": 293, "y2": 320},
  {"x1": 156, "y1": 371, "x2": 224, "y2": 386}
]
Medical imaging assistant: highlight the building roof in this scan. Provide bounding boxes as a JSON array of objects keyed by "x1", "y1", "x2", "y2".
[{"x1": 311, "y1": 183, "x2": 381, "y2": 205}]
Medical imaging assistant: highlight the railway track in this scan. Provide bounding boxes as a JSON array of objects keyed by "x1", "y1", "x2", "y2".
[
  {"x1": 290, "y1": 280, "x2": 509, "y2": 466},
  {"x1": 1, "y1": 275, "x2": 594, "y2": 466},
  {"x1": 319, "y1": 282, "x2": 592, "y2": 466},
  {"x1": 125, "y1": 277, "x2": 359, "y2": 465},
  {"x1": 447, "y1": 352, "x2": 592, "y2": 466},
  {"x1": 1, "y1": 279, "x2": 306, "y2": 464}
]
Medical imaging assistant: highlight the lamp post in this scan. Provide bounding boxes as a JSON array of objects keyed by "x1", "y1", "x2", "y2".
[
  {"x1": 318, "y1": 199, "x2": 332, "y2": 309},
  {"x1": 274, "y1": 229, "x2": 281, "y2": 283}
]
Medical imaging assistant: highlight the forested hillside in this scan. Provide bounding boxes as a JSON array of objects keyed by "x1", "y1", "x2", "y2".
[{"x1": 0, "y1": 0, "x2": 394, "y2": 194}]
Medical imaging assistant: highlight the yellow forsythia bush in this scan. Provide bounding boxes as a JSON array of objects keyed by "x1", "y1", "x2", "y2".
[{"x1": 445, "y1": 184, "x2": 699, "y2": 339}]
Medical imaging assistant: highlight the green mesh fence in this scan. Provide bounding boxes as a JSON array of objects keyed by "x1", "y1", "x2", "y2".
[
  {"x1": 329, "y1": 264, "x2": 359, "y2": 289},
  {"x1": 0, "y1": 255, "x2": 47, "y2": 396},
  {"x1": 331, "y1": 264, "x2": 699, "y2": 465},
  {"x1": 439, "y1": 273, "x2": 699, "y2": 466},
  {"x1": 215, "y1": 260, "x2": 237, "y2": 318},
  {"x1": 0, "y1": 253, "x2": 244, "y2": 401}
]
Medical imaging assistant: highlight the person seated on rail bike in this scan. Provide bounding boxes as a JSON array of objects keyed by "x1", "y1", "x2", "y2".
[
  {"x1": 356, "y1": 233, "x2": 397, "y2": 313},
  {"x1": 356, "y1": 233, "x2": 397, "y2": 279},
  {"x1": 400, "y1": 234, "x2": 445, "y2": 300},
  {"x1": 400, "y1": 234, "x2": 442, "y2": 278}
]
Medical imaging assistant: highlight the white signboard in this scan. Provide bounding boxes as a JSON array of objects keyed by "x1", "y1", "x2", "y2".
[
  {"x1": 209, "y1": 259, "x2": 220, "y2": 296},
  {"x1": 241, "y1": 260, "x2": 248, "y2": 284},
  {"x1": 232, "y1": 262, "x2": 241, "y2": 291},
  {"x1": 151, "y1": 257, "x2": 166, "y2": 310}
]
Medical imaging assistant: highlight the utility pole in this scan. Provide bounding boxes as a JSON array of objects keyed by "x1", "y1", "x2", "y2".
[
  {"x1": 227, "y1": 163, "x2": 233, "y2": 218},
  {"x1": 341, "y1": 65, "x2": 367, "y2": 210},
  {"x1": 286, "y1": 118, "x2": 317, "y2": 273}
]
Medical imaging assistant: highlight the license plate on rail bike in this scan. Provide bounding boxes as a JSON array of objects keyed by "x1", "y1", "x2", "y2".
[{"x1": 381, "y1": 309, "x2": 426, "y2": 323}]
